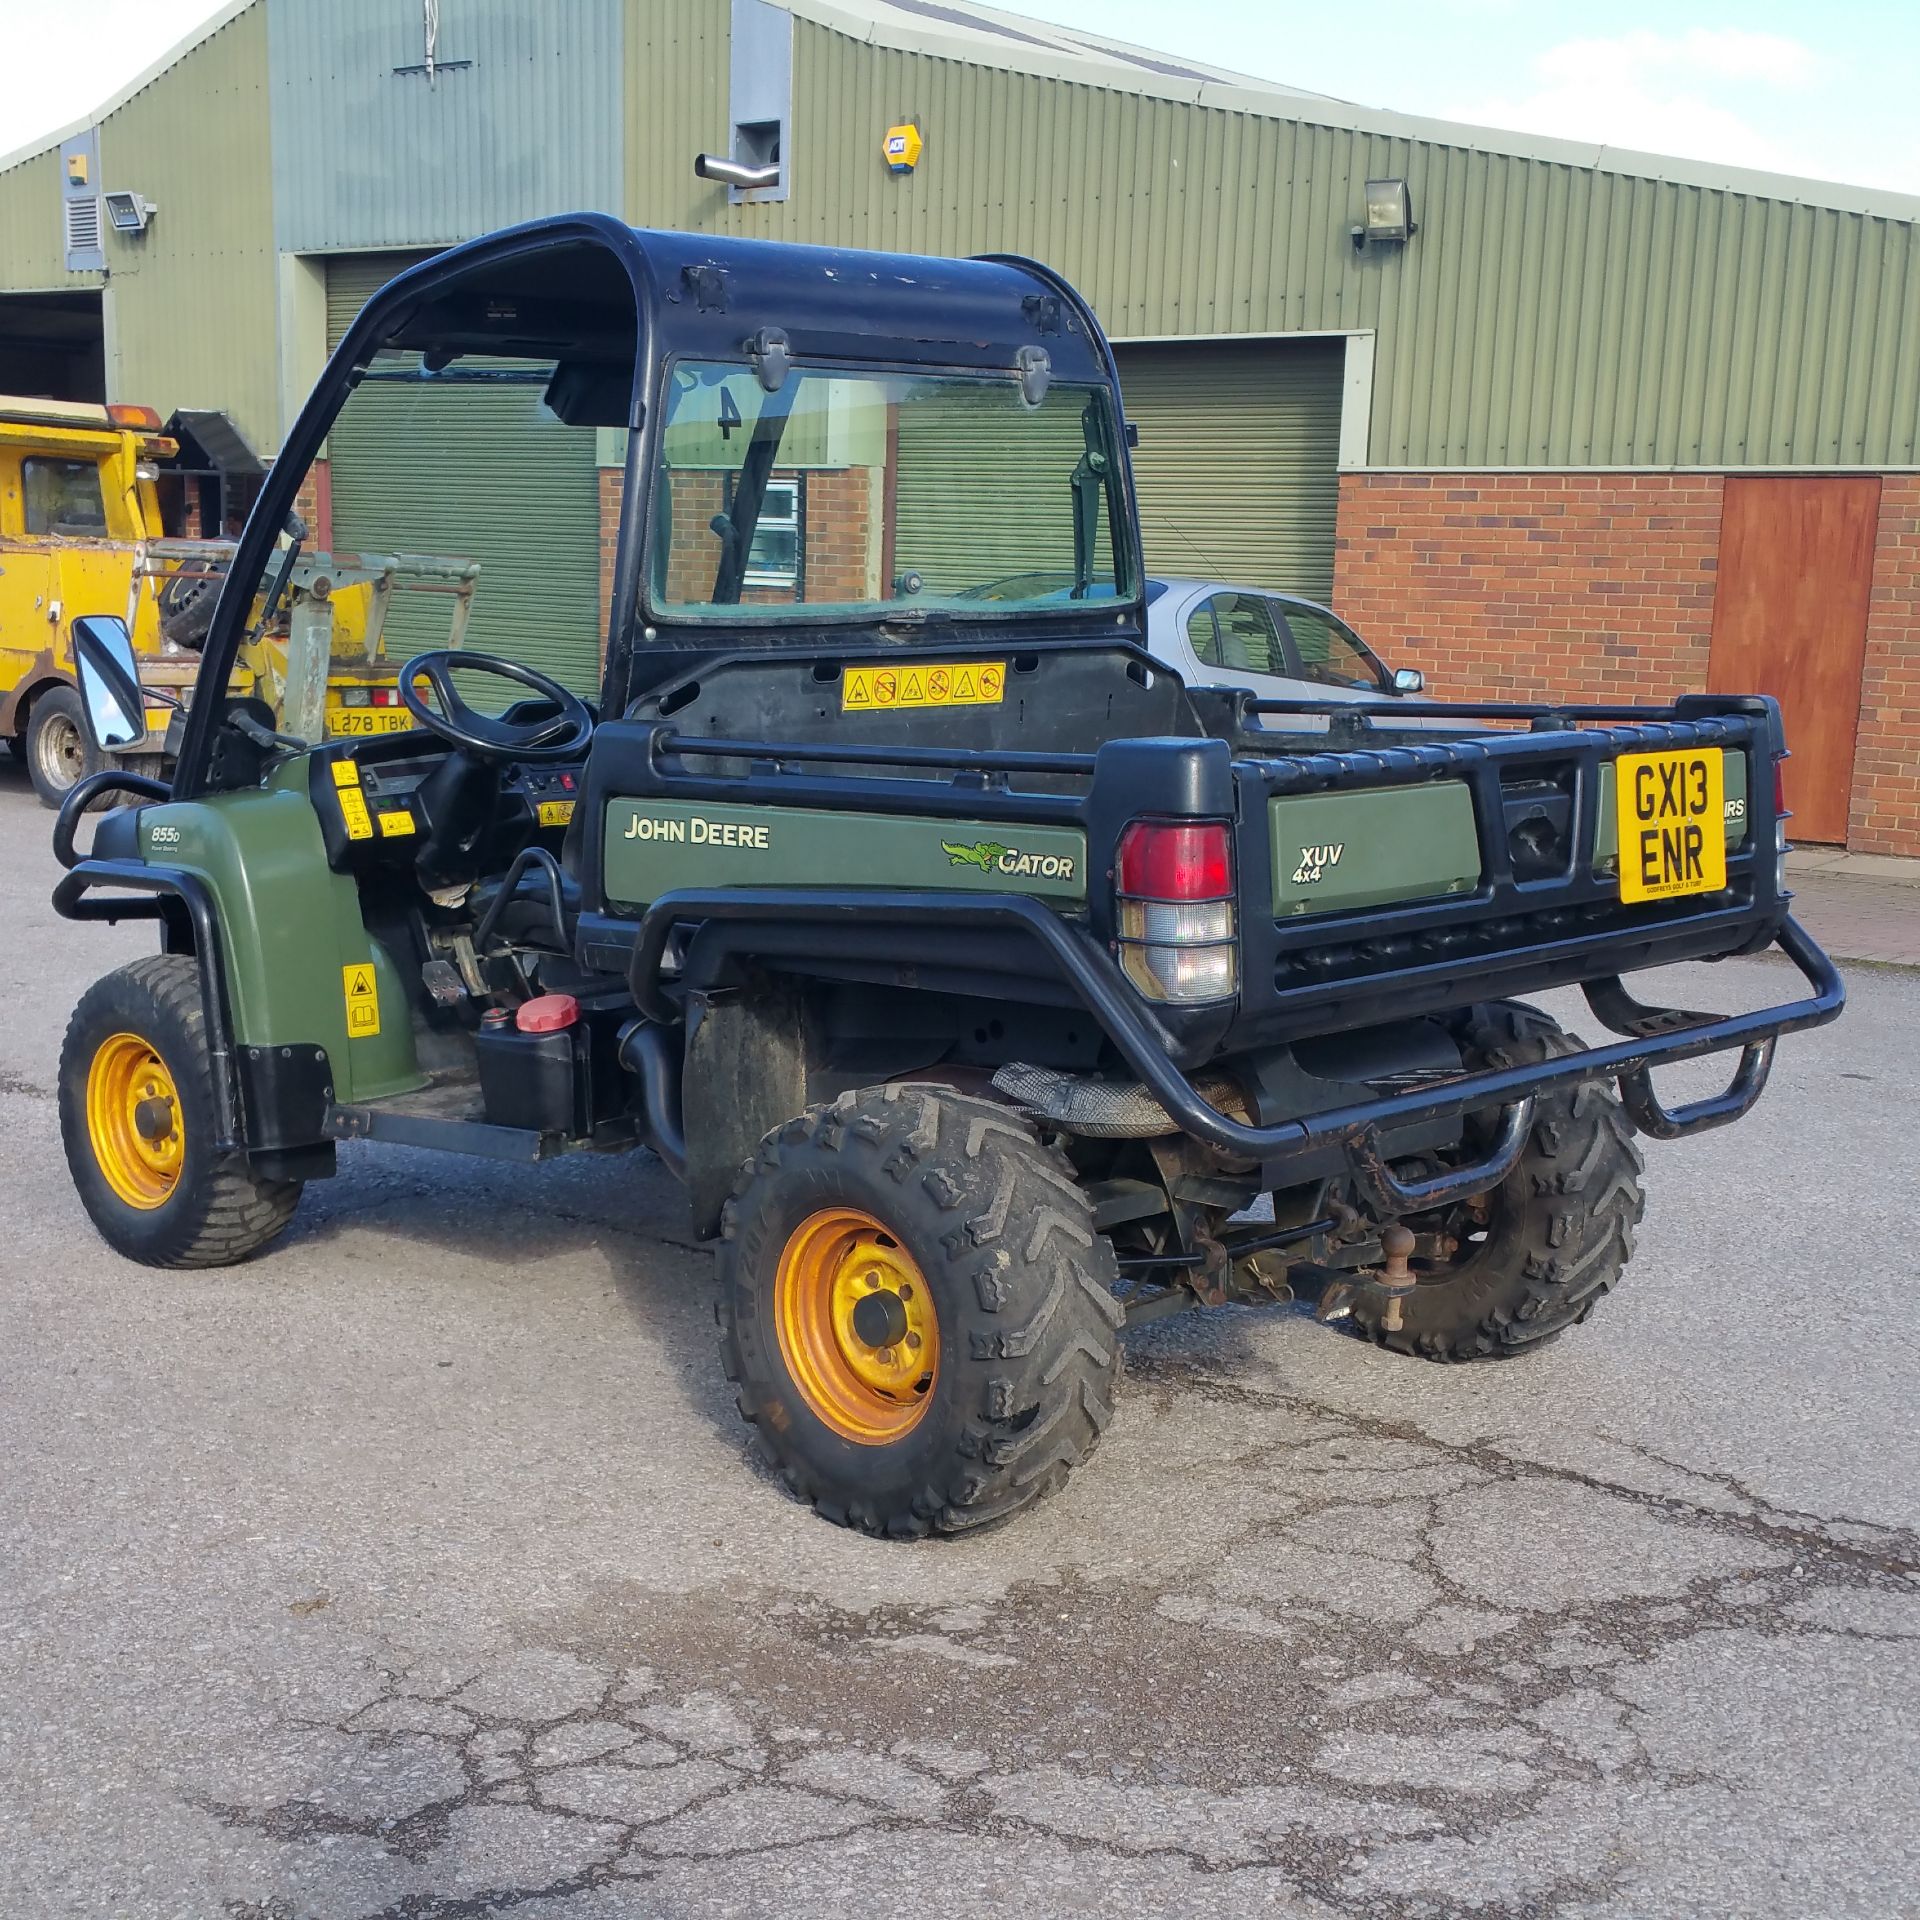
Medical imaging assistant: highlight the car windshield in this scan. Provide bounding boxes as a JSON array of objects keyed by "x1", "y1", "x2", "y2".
[{"x1": 649, "y1": 360, "x2": 1133, "y2": 621}]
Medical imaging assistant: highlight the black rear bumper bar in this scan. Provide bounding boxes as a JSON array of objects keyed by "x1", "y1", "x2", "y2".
[{"x1": 628, "y1": 888, "x2": 1843, "y2": 1210}]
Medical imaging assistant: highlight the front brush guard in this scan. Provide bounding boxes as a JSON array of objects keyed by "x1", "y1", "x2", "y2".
[{"x1": 625, "y1": 889, "x2": 1844, "y2": 1215}]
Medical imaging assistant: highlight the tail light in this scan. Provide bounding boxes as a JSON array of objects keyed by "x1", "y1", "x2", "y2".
[
  {"x1": 339, "y1": 685, "x2": 371, "y2": 707},
  {"x1": 1115, "y1": 820, "x2": 1238, "y2": 1003}
]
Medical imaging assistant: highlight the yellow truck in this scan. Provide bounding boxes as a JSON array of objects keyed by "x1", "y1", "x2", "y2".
[{"x1": 1, "y1": 395, "x2": 476, "y2": 805}]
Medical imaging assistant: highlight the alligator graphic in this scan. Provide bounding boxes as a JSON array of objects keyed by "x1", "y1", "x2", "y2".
[{"x1": 942, "y1": 839, "x2": 1011, "y2": 873}]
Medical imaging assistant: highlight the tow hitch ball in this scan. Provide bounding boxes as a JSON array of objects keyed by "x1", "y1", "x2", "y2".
[
  {"x1": 1372, "y1": 1223, "x2": 1418, "y2": 1333},
  {"x1": 1315, "y1": 1221, "x2": 1418, "y2": 1332}
]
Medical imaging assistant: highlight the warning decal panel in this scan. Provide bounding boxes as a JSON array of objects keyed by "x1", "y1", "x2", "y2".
[
  {"x1": 342, "y1": 962, "x2": 380, "y2": 1038},
  {"x1": 842, "y1": 661, "x2": 1006, "y2": 712}
]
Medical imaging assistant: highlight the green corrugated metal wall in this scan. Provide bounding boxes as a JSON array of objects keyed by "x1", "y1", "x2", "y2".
[
  {"x1": 96, "y1": 3, "x2": 279, "y2": 452},
  {"x1": 891, "y1": 387, "x2": 1092, "y2": 594},
  {"x1": 622, "y1": 0, "x2": 1920, "y2": 472},
  {"x1": 0, "y1": 150, "x2": 80, "y2": 292},
  {"x1": 324, "y1": 256, "x2": 603, "y2": 691},
  {"x1": 1115, "y1": 341, "x2": 1344, "y2": 598},
  {"x1": 0, "y1": 3, "x2": 276, "y2": 447}
]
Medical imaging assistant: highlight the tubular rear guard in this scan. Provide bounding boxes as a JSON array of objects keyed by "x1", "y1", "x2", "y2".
[{"x1": 620, "y1": 886, "x2": 1842, "y2": 1209}]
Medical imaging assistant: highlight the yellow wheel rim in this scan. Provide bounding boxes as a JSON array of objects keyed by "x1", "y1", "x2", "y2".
[
  {"x1": 86, "y1": 1032, "x2": 184, "y2": 1210},
  {"x1": 774, "y1": 1208, "x2": 940, "y2": 1444}
]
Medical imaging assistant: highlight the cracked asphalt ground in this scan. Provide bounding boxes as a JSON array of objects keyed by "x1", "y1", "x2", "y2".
[{"x1": 3, "y1": 767, "x2": 1918, "y2": 1920}]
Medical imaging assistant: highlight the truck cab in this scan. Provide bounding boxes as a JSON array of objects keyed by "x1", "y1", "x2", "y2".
[
  {"x1": 0, "y1": 394, "x2": 471, "y2": 804},
  {"x1": 0, "y1": 397, "x2": 183, "y2": 801}
]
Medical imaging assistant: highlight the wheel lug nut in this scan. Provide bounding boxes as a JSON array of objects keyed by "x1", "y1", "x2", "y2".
[{"x1": 906, "y1": 1332, "x2": 920, "y2": 1351}]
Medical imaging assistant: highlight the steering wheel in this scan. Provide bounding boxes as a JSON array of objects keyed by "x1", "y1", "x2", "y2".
[{"x1": 399, "y1": 651, "x2": 595, "y2": 764}]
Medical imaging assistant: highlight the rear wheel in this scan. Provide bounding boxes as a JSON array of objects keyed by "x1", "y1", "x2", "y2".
[
  {"x1": 26, "y1": 685, "x2": 101, "y2": 808},
  {"x1": 59, "y1": 955, "x2": 302, "y2": 1267},
  {"x1": 718, "y1": 1084, "x2": 1124, "y2": 1536},
  {"x1": 1350, "y1": 1002, "x2": 1645, "y2": 1360}
]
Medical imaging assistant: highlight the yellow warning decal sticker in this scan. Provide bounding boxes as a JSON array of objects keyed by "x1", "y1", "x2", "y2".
[
  {"x1": 338, "y1": 788, "x2": 374, "y2": 840},
  {"x1": 842, "y1": 661, "x2": 1006, "y2": 711},
  {"x1": 537, "y1": 799, "x2": 576, "y2": 828},
  {"x1": 378, "y1": 809, "x2": 416, "y2": 838},
  {"x1": 342, "y1": 962, "x2": 380, "y2": 1037},
  {"x1": 330, "y1": 759, "x2": 361, "y2": 788}
]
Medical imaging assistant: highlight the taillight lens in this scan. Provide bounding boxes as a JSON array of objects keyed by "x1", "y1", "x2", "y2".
[
  {"x1": 1115, "y1": 820, "x2": 1238, "y2": 1004},
  {"x1": 1117, "y1": 822, "x2": 1232, "y2": 900}
]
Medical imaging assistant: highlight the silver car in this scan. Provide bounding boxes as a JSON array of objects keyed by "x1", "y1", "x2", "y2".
[{"x1": 1144, "y1": 578, "x2": 1424, "y2": 724}]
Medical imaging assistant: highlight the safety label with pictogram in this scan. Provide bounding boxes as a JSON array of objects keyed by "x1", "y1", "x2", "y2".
[
  {"x1": 342, "y1": 962, "x2": 381, "y2": 1037},
  {"x1": 842, "y1": 660, "x2": 1006, "y2": 711}
]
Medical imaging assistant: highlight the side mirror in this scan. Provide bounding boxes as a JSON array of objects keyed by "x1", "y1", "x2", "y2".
[
  {"x1": 1391, "y1": 667, "x2": 1425, "y2": 695},
  {"x1": 72, "y1": 615, "x2": 147, "y2": 749}
]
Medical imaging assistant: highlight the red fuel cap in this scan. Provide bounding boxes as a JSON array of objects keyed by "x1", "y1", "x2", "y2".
[{"x1": 515, "y1": 993, "x2": 580, "y2": 1033}]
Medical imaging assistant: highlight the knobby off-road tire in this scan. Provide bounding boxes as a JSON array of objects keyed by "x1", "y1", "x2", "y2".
[
  {"x1": 1351, "y1": 1001, "x2": 1645, "y2": 1361},
  {"x1": 718, "y1": 1084, "x2": 1124, "y2": 1537},
  {"x1": 59, "y1": 955, "x2": 302, "y2": 1268}
]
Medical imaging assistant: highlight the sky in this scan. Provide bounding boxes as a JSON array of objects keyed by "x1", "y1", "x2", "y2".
[{"x1": 0, "y1": 0, "x2": 1914, "y2": 195}]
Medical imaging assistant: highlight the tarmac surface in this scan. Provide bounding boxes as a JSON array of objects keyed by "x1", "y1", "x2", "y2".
[{"x1": 2, "y1": 762, "x2": 1916, "y2": 1919}]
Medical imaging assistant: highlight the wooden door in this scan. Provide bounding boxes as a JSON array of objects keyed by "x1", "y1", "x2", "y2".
[{"x1": 1708, "y1": 475, "x2": 1880, "y2": 844}]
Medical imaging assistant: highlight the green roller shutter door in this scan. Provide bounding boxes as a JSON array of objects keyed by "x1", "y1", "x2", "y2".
[
  {"x1": 890, "y1": 387, "x2": 1093, "y2": 594},
  {"x1": 1114, "y1": 339, "x2": 1344, "y2": 602},
  {"x1": 323, "y1": 254, "x2": 603, "y2": 692}
]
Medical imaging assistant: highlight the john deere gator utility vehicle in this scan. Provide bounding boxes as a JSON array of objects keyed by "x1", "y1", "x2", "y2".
[{"x1": 53, "y1": 216, "x2": 1843, "y2": 1536}]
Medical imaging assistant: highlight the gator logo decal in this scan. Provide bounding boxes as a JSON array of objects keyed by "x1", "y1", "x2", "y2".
[
  {"x1": 1291, "y1": 842, "x2": 1346, "y2": 886},
  {"x1": 943, "y1": 839, "x2": 1010, "y2": 872},
  {"x1": 942, "y1": 839, "x2": 1077, "y2": 884}
]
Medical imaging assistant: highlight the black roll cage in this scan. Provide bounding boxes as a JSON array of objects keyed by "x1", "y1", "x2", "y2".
[{"x1": 169, "y1": 214, "x2": 1146, "y2": 797}]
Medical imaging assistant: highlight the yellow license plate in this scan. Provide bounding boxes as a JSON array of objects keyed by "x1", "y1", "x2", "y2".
[
  {"x1": 1615, "y1": 749, "x2": 1727, "y2": 903},
  {"x1": 842, "y1": 660, "x2": 1005, "y2": 711},
  {"x1": 328, "y1": 708, "x2": 412, "y2": 737}
]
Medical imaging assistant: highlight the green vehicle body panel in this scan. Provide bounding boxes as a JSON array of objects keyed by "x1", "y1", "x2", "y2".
[
  {"x1": 1268, "y1": 750, "x2": 1750, "y2": 918},
  {"x1": 603, "y1": 797, "x2": 1087, "y2": 909},
  {"x1": 1593, "y1": 750, "x2": 1749, "y2": 870},
  {"x1": 1270, "y1": 782, "x2": 1481, "y2": 919},
  {"x1": 138, "y1": 764, "x2": 423, "y2": 1102}
]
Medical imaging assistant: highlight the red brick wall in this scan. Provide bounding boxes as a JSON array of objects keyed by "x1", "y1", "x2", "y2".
[
  {"x1": 599, "y1": 466, "x2": 622, "y2": 668},
  {"x1": 657, "y1": 468, "x2": 878, "y2": 608},
  {"x1": 1333, "y1": 472, "x2": 1725, "y2": 706},
  {"x1": 1851, "y1": 476, "x2": 1920, "y2": 856},
  {"x1": 292, "y1": 459, "x2": 331, "y2": 552},
  {"x1": 1333, "y1": 470, "x2": 1920, "y2": 859}
]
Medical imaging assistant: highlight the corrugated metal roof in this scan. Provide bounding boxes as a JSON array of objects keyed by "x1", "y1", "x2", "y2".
[{"x1": 782, "y1": 0, "x2": 1920, "y2": 222}]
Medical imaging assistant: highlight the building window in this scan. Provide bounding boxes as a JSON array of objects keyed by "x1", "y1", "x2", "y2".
[
  {"x1": 23, "y1": 457, "x2": 109, "y2": 537},
  {"x1": 741, "y1": 475, "x2": 802, "y2": 589}
]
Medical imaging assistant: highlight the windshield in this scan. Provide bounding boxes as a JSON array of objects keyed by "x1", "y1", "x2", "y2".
[
  {"x1": 191, "y1": 347, "x2": 606, "y2": 750},
  {"x1": 649, "y1": 361, "x2": 1134, "y2": 622}
]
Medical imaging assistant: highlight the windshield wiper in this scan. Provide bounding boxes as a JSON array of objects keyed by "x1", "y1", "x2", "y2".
[{"x1": 1069, "y1": 400, "x2": 1109, "y2": 600}]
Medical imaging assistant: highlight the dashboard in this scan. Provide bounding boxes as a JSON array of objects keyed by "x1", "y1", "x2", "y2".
[{"x1": 308, "y1": 732, "x2": 586, "y2": 876}]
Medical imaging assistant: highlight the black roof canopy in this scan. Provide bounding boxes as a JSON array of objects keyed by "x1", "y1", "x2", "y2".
[{"x1": 349, "y1": 214, "x2": 1113, "y2": 404}]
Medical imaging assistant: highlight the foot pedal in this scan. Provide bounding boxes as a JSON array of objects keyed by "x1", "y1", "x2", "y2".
[{"x1": 421, "y1": 958, "x2": 467, "y2": 1008}]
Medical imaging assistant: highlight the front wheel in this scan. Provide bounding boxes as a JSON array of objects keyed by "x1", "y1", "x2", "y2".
[
  {"x1": 26, "y1": 685, "x2": 102, "y2": 808},
  {"x1": 1350, "y1": 1002, "x2": 1646, "y2": 1360},
  {"x1": 59, "y1": 955, "x2": 302, "y2": 1267},
  {"x1": 718, "y1": 1085, "x2": 1124, "y2": 1536}
]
